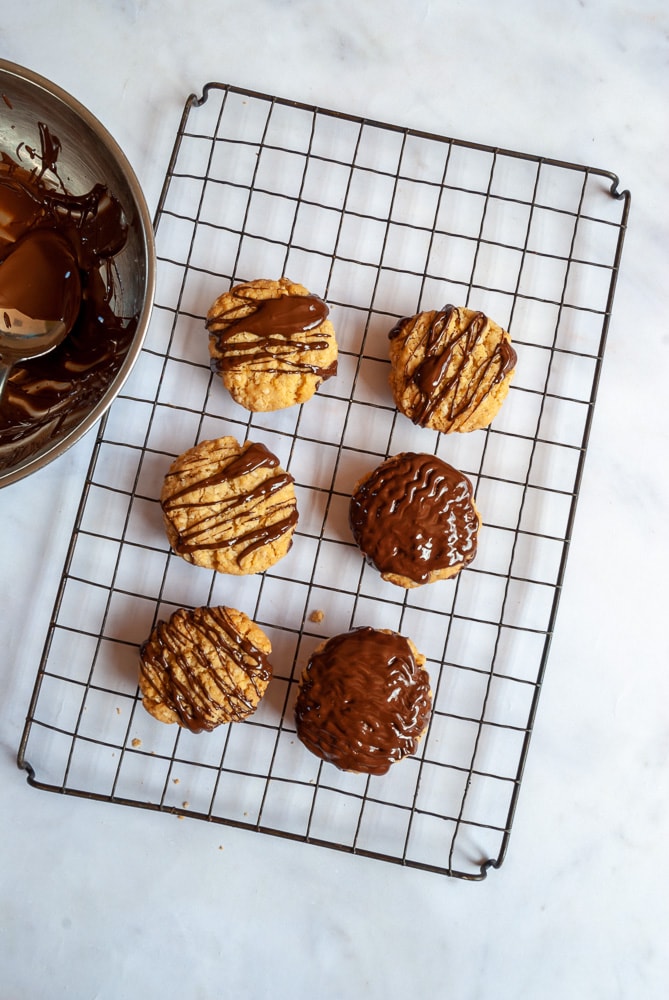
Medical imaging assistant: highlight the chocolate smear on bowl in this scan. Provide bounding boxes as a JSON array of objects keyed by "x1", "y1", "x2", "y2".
[{"x1": 0, "y1": 122, "x2": 136, "y2": 468}]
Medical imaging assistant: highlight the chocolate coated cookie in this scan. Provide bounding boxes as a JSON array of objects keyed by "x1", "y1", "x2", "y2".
[
  {"x1": 294, "y1": 626, "x2": 432, "y2": 775},
  {"x1": 349, "y1": 451, "x2": 480, "y2": 587}
]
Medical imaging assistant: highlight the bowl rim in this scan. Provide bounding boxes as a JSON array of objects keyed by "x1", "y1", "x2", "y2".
[{"x1": 0, "y1": 59, "x2": 156, "y2": 489}]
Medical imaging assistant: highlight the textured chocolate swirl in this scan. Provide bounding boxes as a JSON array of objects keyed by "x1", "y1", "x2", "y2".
[
  {"x1": 139, "y1": 605, "x2": 272, "y2": 732},
  {"x1": 294, "y1": 627, "x2": 432, "y2": 775},
  {"x1": 207, "y1": 289, "x2": 337, "y2": 379},
  {"x1": 389, "y1": 304, "x2": 516, "y2": 426},
  {"x1": 349, "y1": 452, "x2": 479, "y2": 585}
]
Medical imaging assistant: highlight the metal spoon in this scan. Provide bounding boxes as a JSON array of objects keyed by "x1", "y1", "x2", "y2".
[{"x1": 0, "y1": 229, "x2": 81, "y2": 402}]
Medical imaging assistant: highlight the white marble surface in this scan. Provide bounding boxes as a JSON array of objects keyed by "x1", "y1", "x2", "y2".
[{"x1": 1, "y1": 1, "x2": 668, "y2": 996}]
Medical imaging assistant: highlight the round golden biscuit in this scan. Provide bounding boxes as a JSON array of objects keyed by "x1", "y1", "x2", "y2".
[
  {"x1": 139, "y1": 605, "x2": 272, "y2": 732},
  {"x1": 388, "y1": 304, "x2": 517, "y2": 432},
  {"x1": 294, "y1": 626, "x2": 432, "y2": 775},
  {"x1": 160, "y1": 436, "x2": 298, "y2": 575},
  {"x1": 206, "y1": 277, "x2": 338, "y2": 411}
]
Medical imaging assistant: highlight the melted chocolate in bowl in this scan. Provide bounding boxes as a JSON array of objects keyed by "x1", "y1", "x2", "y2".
[
  {"x1": 0, "y1": 229, "x2": 81, "y2": 345},
  {"x1": 0, "y1": 61, "x2": 155, "y2": 486}
]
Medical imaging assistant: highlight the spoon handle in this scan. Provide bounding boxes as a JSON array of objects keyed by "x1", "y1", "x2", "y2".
[{"x1": 0, "y1": 360, "x2": 13, "y2": 403}]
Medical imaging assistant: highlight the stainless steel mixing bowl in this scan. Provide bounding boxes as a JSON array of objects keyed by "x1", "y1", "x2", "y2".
[{"x1": 0, "y1": 60, "x2": 155, "y2": 487}]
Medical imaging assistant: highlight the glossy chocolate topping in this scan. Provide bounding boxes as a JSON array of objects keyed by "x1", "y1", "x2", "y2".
[
  {"x1": 140, "y1": 606, "x2": 272, "y2": 732},
  {"x1": 161, "y1": 440, "x2": 298, "y2": 566},
  {"x1": 349, "y1": 452, "x2": 479, "y2": 585},
  {"x1": 0, "y1": 122, "x2": 135, "y2": 467},
  {"x1": 390, "y1": 305, "x2": 517, "y2": 426},
  {"x1": 294, "y1": 627, "x2": 432, "y2": 775},
  {"x1": 207, "y1": 290, "x2": 337, "y2": 380}
]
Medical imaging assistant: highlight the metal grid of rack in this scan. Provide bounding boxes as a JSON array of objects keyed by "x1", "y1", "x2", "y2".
[{"x1": 17, "y1": 83, "x2": 629, "y2": 879}]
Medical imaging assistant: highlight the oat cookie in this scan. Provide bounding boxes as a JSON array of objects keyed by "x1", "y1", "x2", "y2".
[
  {"x1": 206, "y1": 277, "x2": 338, "y2": 411},
  {"x1": 349, "y1": 451, "x2": 481, "y2": 588},
  {"x1": 388, "y1": 304, "x2": 517, "y2": 432},
  {"x1": 294, "y1": 626, "x2": 432, "y2": 775},
  {"x1": 139, "y1": 605, "x2": 272, "y2": 732},
  {"x1": 161, "y1": 436, "x2": 298, "y2": 574}
]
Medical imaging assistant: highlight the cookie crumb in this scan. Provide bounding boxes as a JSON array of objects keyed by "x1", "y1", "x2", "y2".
[
  {"x1": 182, "y1": 801, "x2": 190, "y2": 809},
  {"x1": 131, "y1": 738, "x2": 142, "y2": 748},
  {"x1": 173, "y1": 778, "x2": 180, "y2": 784},
  {"x1": 309, "y1": 609, "x2": 324, "y2": 623}
]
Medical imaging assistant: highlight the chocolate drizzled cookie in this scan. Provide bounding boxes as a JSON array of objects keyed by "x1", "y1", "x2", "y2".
[
  {"x1": 161, "y1": 436, "x2": 298, "y2": 575},
  {"x1": 139, "y1": 605, "x2": 272, "y2": 732},
  {"x1": 206, "y1": 277, "x2": 338, "y2": 411},
  {"x1": 388, "y1": 304, "x2": 517, "y2": 432}
]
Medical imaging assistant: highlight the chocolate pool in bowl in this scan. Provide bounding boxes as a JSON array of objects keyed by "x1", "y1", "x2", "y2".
[{"x1": 0, "y1": 60, "x2": 155, "y2": 487}]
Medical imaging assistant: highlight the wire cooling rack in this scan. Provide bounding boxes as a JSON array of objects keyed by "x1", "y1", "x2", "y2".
[{"x1": 17, "y1": 82, "x2": 630, "y2": 879}]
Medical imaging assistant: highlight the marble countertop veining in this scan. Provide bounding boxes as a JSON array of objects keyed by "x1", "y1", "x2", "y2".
[{"x1": 1, "y1": 2, "x2": 668, "y2": 997}]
